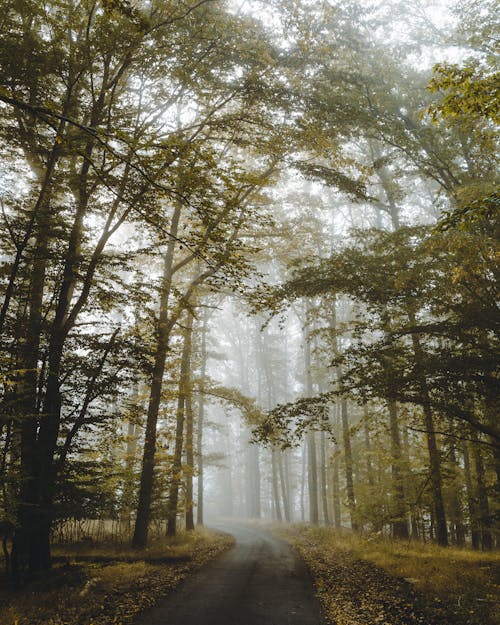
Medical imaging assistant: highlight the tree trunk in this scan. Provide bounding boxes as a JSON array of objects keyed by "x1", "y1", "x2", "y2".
[
  {"x1": 196, "y1": 397, "x2": 204, "y2": 527},
  {"x1": 120, "y1": 415, "x2": 138, "y2": 536},
  {"x1": 12, "y1": 177, "x2": 55, "y2": 579},
  {"x1": 0, "y1": 122, "x2": 64, "y2": 335},
  {"x1": 409, "y1": 324, "x2": 448, "y2": 547},
  {"x1": 332, "y1": 444, "x2": 342, "y2": 529},
  {"x1": 485, "y1": 394, "x2": 500, "y2": 509},
  {"x1": 246, "y1": 443, "x2": 261, "y2": 518},
  {"x1": 422, "y1": 390, "x2": 448, "y2": 546},
  {"x1": 373, "y1": 154, "x2": 411, "y2": 539},
  {"x1": 278, "y1": 453, "x2": 291, "y2": 522},
  {"x1": 307, "y1": 432, "x2": 319, "y2": 524},
  {"x1": 331, "y1": 299, "x2": 357, "y2": 530},
  {"x1": 320, "y1": 430, "x2": 330, "y2": 525},
  {"x1": 304, "y1": 314, "x2": 319, "y2": 524},
  {"x1": 363, "y1": 407, "x2": 375, "y2": 488},
  {"x1": 24, "y1": 83, "x2": 114, "y2": 568},
  {"x1": 196, "y1": 312, "x2": 208, "y2": 527},
  {"x1": 271, "y1": 450, "x2": 282, "y2": 522},
  {"x1": 300, "y1": 440, "x2": 306, "y2": 523},
  {"x1": 448, "y1": 443, "x2": 466, "y2": 546},
  {"x1": 185, "y1": 386, "x2": 195, "y2": 532},
  {"x1": 388, "y1": 400, "x2": 409, "y2": 538},
  {"x1": 471, "y1": 432, "x2": 492, "y2": 550},
  {"x1": 401, "y1": 418, "x2": 419, "y2": 538},
  {"x1": 340, "y1": 396, "x2": 357, "y2": 531},
  {"x1": 166, "y1": 310, "x2": 193, "y2": 537},
  {"x1": 463, "y1": 441, "x2": 480, "y2": 548},
  {"x1": 133, "y1": 204, "x2": 181, "y2": 547}
]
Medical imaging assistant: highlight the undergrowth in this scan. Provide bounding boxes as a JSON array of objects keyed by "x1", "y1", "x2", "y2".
[
  {"x1": 282, "y1": 525, "x2": 500, "y2": 625},
  {"x1": 0, "y1": 528, "x2": 234, "y2": 625}
]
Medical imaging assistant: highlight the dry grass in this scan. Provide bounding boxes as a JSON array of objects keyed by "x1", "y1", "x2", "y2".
[
  {"x1": 280, "y1": 525, "x2": 500, "y2": 625},
  {"x1": 305, "y1": 526, "x2": 499, "y2": 601},
  {"x1": 0, "y1": 529, "x2": 234, "y2": 625},
  {"x1": 51, "y1": 528, "x2": 210, "y2": 562}
]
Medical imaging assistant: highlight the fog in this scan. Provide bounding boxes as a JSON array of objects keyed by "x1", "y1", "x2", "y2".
[{"x1": 1, "y1": 0, "x2": 497, "y2": 578}]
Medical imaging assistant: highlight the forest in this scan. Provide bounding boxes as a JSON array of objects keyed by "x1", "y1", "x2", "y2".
[{"x1": 0, "y1": 0, "x2": 498, "y2": 623}]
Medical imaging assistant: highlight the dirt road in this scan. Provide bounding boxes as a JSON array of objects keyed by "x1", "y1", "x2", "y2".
[{"x1": 133, "y1": 523, "x2": 325, "y2": 625}]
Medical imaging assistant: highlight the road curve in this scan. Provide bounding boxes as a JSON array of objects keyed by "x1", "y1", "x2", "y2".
[{"x1": 133, "y1": 523, "x2": 326, "y2": 625}]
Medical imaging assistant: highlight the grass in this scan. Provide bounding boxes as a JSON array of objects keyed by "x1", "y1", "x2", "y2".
[
  {"x1": 280, "y1": 525, "x2": 500, "y2": 625},
  {"x1": 0, "y1": 528, "x2": 234, "y2": 625},
  {"x1": 355, "y1": 533, "x2": 498, "y2": 600},
  {"x1": 50, "y1": 531, "x2": 204, "y2": 562},
  {"x1": 315, "y1": 526, "x2": 499, "y2": 601}
]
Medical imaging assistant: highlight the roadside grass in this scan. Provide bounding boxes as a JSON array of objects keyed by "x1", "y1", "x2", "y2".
[
  {"x1": 281, "y1": 525, "x2": 500, "y2": 625},
  {"x1": 50, "y1": 531, "x2": 199, "y2": 562},
  {"x1": 298, "y1": 525, "x2": 499, "y2": 599},
  {"x1": 350, "y1": 531, "x2": 499, "y2": 603},
  {"x1": 0, "y1": 528, "x2": 234, "y2": 625}
]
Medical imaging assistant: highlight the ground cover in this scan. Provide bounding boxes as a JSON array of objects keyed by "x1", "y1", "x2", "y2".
[
  {"x1": 282, "y1": 525, "x2": 500, "y2": 625},
  {"x1": 0, "y1": 529, "x2": 234, "y2": 625}
]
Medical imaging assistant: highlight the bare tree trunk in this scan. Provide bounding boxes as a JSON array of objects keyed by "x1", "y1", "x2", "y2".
[
  {"x1": 401, "y1": 419, "x2": 419, "y2": 538},
  {"x1": 448, "y1": 442, "x2": 466, "y2": 546},
  {"x1": 196, "y1": 312, "x2": 208, "y2": 527},
  {"x1": 0, "y1": 125, "x2": 63, "y2": 335},
  {"x1": 471, "y1": 432, "x2": 492, "y2": 550},
  {"x1": 221, "y1": 429, "x2": 234, "y2": 517},
  {"x1": 12, "y1": 153, "x2": 61, "y2": 578},
  {"x1": 245, "y1": 320, "x2": 263, "y2": 519},
  {"x1": 246, "y1": 444, "x2": 261, "y2": 518},
  {"x1": 388, "y1": 400, "x2": 409, "y2": 539},
  {"x1": 271, "y1": 450, "x2": 283, "y2": 522},
  {"x1": 167, "y1": 310, "x2": 193, "y2": 537},
  {"x1": 463, "y1": 441, "x2": 480, "y2": 549},
  {"x1": 307, "y1": 432, "x2": 319, "y2": 524},
  {"x1": 300, "y1": 441, "x2": 306, "y2": 523},
  {"x1": 421, "y1": 393, "x2": 448, "y2": 546},
  {"x1": 485, "y1": 394, "x2": 500, "y2": 515},
  {"x1": 304, "y1": 312, "x2": 319, "y2": 524},
  {"x1": 409, "y1": 324, "x2": 448, "y2": 547},
  {"x1": 120, "y1": 417, "x2": 138, "y2": 536},
  {"x1": 196, "y1": 409, "x2": 204, "y2": 526},
  {"x1": 373, "y1": 152, "x2": 411, "y2": 539},
  {"x1": 363, "y1": 407, "x2": 375, "y2": 488},
  {"x1": 185, "y1": 387, "x2": 195, "y2": 532},
  {"x1": 330, "y1": 405, "x2": 342, "y2": 529},
  {"x1": 330, "y1": 298, "x2": 357, "y2": 530},
  {"x1": 332, "y1": 446, "x2": 342, "y2": 529},
  {"x1": 278, "y1": 453, "x2": 291, "y2": 522},
  {"x1": 340, "y1": 397, "x2": 358, "y2": 531},
  {"x1": 320, "y1": 430, "x2": 330, "y2": 525},
  {"x1": 133, "y1": 204, "x2": 181, "y2": 547}
]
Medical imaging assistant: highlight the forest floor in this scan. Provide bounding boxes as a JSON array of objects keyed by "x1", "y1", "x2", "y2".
[
  {"x1": 0, "y1": 528, "x2": 234, "y2": 625},
  {"x1": 282, "y1": 525, "x2": 500, "y2": 625}
]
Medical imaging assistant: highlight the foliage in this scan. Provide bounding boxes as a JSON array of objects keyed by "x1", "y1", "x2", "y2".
[
  {"x1": 256, "y1": 225, "x2": 499, "y2": 444},
  {"x1": 254, "y1": 393, "x2": 335, "y2": 449},
  {"x1": 428, "y1": 63, "x2": 500, "y2": 124},
  {"x1": 205, "y1": 384, "x2": 265, "y2": 428}
]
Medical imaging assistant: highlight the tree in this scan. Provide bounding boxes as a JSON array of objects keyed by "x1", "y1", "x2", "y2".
[
  {"x1": 257, "y1": 223, "x2": 498, "y2": 543},
  {"x1": 0, "y1": 0, "x2": 290, "y2": 574}
]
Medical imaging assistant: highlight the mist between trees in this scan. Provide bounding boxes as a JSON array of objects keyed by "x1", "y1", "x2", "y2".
[{"x1": 0, "y1": 0, "x2": 498, "y2": 583}]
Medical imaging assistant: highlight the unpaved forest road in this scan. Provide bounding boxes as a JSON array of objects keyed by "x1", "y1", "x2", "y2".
[{"x1": 133, "y1": 523, "x2": 326, "y2": 625}]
